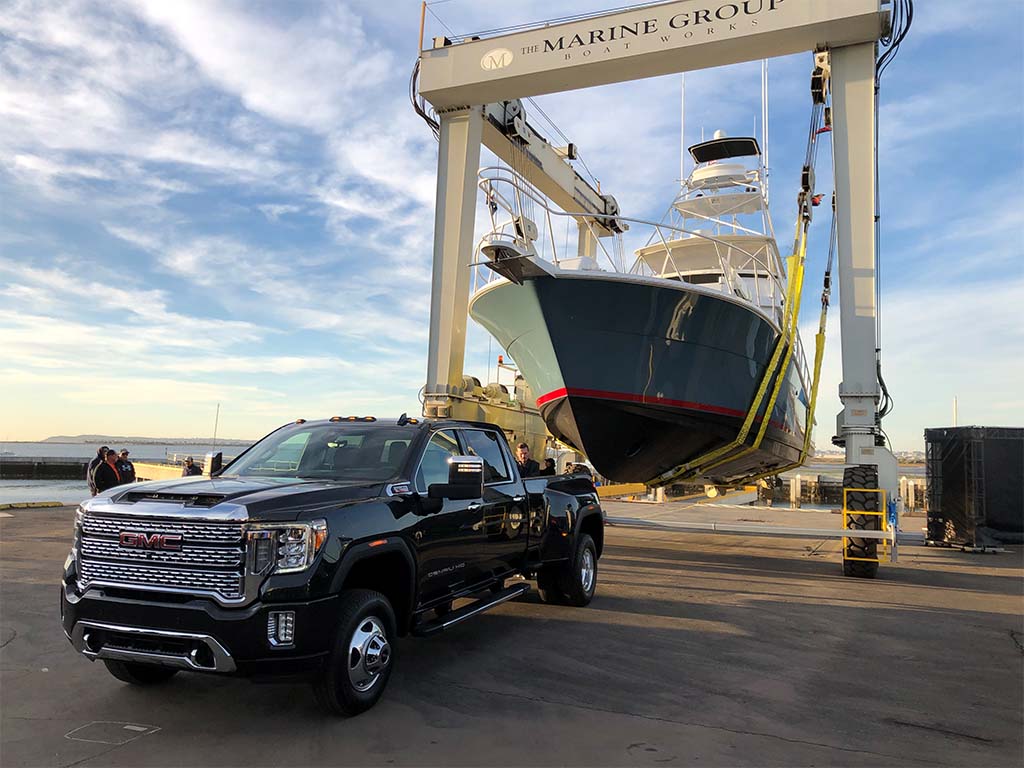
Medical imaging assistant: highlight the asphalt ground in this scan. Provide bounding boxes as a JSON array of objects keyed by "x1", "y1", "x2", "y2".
[{"x1": 1, "y1": 506, "x2": 1022, "y2": 767}]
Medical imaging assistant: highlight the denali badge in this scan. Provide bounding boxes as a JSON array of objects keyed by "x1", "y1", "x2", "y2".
[{"x1": 119, "y1": 532, "x2": 183, "y2": 551}]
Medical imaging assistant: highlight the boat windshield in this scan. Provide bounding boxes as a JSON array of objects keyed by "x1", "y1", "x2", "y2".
[{"x1": 221, "y1": 424, "x2": 413, "y2": 482}]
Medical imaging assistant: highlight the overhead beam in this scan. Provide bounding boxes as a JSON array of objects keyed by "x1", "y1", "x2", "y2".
[
  {"x1": 480, "y1": 103, "x2": 616, "y2": 234},
  {"x1": 420, "y1": 0, "x2": 886, "y2": 109}
]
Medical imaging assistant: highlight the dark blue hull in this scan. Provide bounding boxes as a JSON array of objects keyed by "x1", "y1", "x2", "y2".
[{"x1": 469, "y1": 274, "x2": 809, "y2": 484}]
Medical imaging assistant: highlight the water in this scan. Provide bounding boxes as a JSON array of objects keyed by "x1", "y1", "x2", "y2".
[
  {"x1": 0, "y1": 441, "x2": 245, "y2": 461},
  {"x1": 0, "y1": 480, "x2": 90, "y2": 506}
]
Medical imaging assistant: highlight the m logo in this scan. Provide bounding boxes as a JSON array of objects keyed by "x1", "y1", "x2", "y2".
[{"x1": 480, "y1": 48, "x2": 513, "y2": 71}]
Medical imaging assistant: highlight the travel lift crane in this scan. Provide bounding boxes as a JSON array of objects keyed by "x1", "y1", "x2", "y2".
[{"x1": 419, "y1": 0, "x2": 900, "y2": 577}]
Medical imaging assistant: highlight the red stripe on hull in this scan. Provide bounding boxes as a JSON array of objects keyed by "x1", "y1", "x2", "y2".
[{"x1": 536, "y1": 386, "x2": 789, "y2": 433}]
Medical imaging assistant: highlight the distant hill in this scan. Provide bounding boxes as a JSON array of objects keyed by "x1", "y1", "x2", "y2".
[{"x1": 43, "y1": 435, "x2": 255, "y2": 445}]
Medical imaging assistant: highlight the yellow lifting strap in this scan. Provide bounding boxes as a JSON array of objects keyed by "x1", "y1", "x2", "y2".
[
  {"x1": 744, "y1": 270, "x2": 830, "y2": 485},
  {"x1": 650, "y1": 210, "x2": 813, "y2": 487}
]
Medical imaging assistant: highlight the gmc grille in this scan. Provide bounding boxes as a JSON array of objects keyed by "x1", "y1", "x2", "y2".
[{"x1": 78, "y1": 513, "x2": 246, "y2": 603}]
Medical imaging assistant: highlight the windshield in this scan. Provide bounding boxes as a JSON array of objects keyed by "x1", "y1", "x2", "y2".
[{"x1": 223, "y1": 424, "x2": 414, "y2": 482}]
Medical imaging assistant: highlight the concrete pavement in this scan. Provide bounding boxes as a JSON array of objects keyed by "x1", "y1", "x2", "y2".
[{"x1": 2, "y1": 506, "x2": 1021, "y2": 767}]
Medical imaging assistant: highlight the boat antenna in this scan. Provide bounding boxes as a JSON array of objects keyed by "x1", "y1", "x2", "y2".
[
  {"x1": 679, "y1": 73, "x2": 686, "y2": 184},
  {"x1": 761, "y1": 58, "x2": 770, "y2": 207}
]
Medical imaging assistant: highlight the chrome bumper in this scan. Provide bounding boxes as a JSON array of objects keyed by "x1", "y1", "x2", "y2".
[{"x1": 70, "y1": 620, "x2": 236, "y2": 673}]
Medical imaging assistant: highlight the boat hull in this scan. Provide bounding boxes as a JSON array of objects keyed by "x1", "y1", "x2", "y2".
[{"x1": 469, "y1": 274, "x2": 809, "y2": 483}]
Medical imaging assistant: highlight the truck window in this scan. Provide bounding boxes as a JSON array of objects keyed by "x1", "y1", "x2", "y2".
[
  {"x1": 242, "y1": 432, "x2": 310, "y2": 473},
  {"x1": 460, "y1": 429, "x2": 511, "y2": 484},
  {"x1": 415, "y1": 430, "x2": 460, "y2": 491},
  {"x1": 225, "y1": 425, "x2": 410, "y2": 481}
]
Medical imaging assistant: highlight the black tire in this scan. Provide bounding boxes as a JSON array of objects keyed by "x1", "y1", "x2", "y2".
[
  {"x1": 538, "y1": 534, "x2": 598, "y2": 606},
  {"x1": 843, "y1": 465, "x2": 880, "y2": 579},
  {"x1": 103, "y1": 659, "x2": 178, "y2": 685},
  {"x1": 313, "y1": 589, "x2": 396, "y2": 717},
  {"x1": 560, "y1": 533, "x2": 598, "y2": 606}
]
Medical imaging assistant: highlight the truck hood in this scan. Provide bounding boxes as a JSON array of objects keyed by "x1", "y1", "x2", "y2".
[{"x1": 86, "y1": 475, "x2": 385, "y2": 523}]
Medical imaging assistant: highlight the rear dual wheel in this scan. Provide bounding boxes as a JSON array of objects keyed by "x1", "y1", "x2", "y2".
[{"x1": 538, "y1": 533, "x2": 597, "y2": 607}]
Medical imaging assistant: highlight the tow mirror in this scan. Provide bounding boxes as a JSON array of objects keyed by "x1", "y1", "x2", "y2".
[
  {"x1": 428, "y1": 456, "x2": 484, "y2": 500},
  {"x1": 205, "y1": 451, "x2": 223, "y2": 476}
]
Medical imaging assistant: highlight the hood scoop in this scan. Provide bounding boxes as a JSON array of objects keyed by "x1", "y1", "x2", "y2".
[{"x1": 120, "y1": 491, "x2": 226, "y2": 508}]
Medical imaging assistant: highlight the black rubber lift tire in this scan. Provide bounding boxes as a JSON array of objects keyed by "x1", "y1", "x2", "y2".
[
  {"x1": 103, "y1": 660, "x2": 178, "y2": 685},
  {"x1": 843, "y1": 465, "x2": 880, "y2": 579},
  {"x1": 313, "y1": 589, "x2": 397, "y2": 717}
]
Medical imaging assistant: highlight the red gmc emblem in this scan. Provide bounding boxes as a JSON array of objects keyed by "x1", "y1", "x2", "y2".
[{"x1": 119, "y1": 532, "x2": 183, "y2": 551}]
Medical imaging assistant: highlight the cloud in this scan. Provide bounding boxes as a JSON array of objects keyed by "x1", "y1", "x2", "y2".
[
  {"x1": 804, "y1": 277, "x2": 1024, "y2": 452},
  {"x1": 0, "y1": 0, "x2": 1019, "y2": 446},
  {"x1": 129, "y1": 0, "x2": 392, "y2": 133}
]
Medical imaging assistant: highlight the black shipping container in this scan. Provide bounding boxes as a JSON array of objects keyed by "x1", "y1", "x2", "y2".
[{"x1": 925, "y1": 426, "x2": 1024, "y2": 546}]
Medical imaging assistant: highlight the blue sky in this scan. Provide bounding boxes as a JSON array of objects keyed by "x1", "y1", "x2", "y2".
[{"x1": 1, "y1": 0, "x2": 1021, "y2": 450}]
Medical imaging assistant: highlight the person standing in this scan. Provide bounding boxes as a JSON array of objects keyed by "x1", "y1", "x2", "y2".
[
  {"x1": 514, "y1": 443, "x2": 539, "y2": 478},
  {"x1": 181, "y1": 456, "x2": 203, "y2": 477},
  {"x1": 86, "y1": 445, "x2": 109, "y2": 497},
  {"x1": 116, "y1": 449, "x2": 136, "y2": 484},
  {"x1": 92, "y1": 449, "x2": 123, "y2": 494},
  {"x1": 539, "y1": 458, "x2": 556, "y2": 476}
]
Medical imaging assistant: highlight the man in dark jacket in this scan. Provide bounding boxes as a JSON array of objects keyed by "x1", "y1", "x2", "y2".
[
  {"x1": 86, "y1": 445, "x2": 109, "y2": 496},
  {"x1": 514, "y1": 443, "x2": 540, "y2": 478},
  {"x1": 182, "y1": 456, "x2": 203, "y2": 477},
  {"x1": 92, "y1": 449, "x2": 123, "y2": 493},
  {"x1": 116, "y1": 449, "x2": 136, "y2": 484}
]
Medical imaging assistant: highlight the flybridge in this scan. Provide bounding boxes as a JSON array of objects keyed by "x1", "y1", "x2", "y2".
[{"x1": 538, "y1": 0, "x2": 784, "y2": 54}]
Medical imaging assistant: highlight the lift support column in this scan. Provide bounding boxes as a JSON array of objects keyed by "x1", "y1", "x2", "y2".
[
  {"x1": 830, "y1": 42, "x2": 898, "y2": 495},
  {"x1": 424, "y1": 107, "x2": 483, "y2": 414}
]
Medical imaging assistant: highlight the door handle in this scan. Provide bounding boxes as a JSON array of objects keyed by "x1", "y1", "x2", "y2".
[
  {"x1": 512, "y1": 496, "x2": 525, "y2": 503},
  {"x1": 468, "y1": 503, "x2": 482, "y2": 511}
]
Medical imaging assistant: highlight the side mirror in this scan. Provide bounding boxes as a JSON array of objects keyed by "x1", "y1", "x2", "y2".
[
  {"x1": 205, "y1": 451, "x2": 223, "y2": 476},
  {"x1": 427, "y1": 456, "x2": 484, "y2": 500}
]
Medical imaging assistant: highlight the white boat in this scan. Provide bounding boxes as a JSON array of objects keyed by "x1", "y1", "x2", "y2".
[{"x1": 468, "y1": 131, "x2": 813, "y2": 484}]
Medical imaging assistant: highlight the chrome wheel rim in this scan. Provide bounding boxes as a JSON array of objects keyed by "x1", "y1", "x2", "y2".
[
  {"x1": 580, "y1": 548, "x2": 595, "y2": 593},
  {"x1": 347, "y1": 616, "x2": 390, "y2": 692}
]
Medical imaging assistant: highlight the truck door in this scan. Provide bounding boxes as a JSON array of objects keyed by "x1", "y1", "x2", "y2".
[
  {"x1": 412, "y1": 429, "x2": 487, "y2": 604},
  {"x1": 458, "y1": 428, "x2": 528, "y2": 579}
]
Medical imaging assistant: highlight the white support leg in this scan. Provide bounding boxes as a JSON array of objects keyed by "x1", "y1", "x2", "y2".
[
  {"x1": 829, "y1": 42, "x2": 897, "y2": 497},
  {"x1": 424, "y1": 107, "x2": 484, "y2": 412}
]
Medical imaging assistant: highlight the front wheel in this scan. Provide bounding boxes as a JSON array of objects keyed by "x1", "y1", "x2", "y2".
[
  {"x1": 313, "y1": 589, "x2": 396, "y2": 717},
  {"x1": 103, "y1": 660, "x2": 178, "y2": 685}
]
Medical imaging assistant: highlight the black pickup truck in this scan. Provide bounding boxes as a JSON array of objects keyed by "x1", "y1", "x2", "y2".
[{"x1": 61, "y1": 416, "x2": 604, "y2": 715}]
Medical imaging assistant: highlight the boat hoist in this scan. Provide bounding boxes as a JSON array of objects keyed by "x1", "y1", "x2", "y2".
[{"x1": 416, "y1": 0, "x2": 909, "y2": 578}]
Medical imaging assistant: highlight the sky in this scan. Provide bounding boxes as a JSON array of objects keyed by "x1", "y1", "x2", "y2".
[{"x1": 0, "y1": 0, "x2": 1021, "y2": 450}]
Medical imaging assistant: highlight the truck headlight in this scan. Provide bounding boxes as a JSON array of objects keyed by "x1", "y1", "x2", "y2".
[
  {"x1": 65, "y1": 507, "x2": 84, "y2": 571},
  {"x1": 248, "y1": 520, "x2": 328, "y2": 575}
]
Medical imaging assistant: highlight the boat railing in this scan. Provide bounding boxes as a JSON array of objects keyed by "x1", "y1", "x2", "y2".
[{"x1": 473, "y1": 168, "x2": 787, "y2": 322}]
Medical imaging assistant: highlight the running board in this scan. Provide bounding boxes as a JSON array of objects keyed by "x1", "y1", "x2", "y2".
[{"x1": 412, "y1": 583, "x2": 530, "y2": 637}]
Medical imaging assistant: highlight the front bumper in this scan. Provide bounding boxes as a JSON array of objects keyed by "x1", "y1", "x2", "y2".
[{"x1": 61, "y1": 581, "x2": 338, "y2": 678}]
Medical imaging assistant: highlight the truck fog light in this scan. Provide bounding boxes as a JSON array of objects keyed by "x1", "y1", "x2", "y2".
[{"x1": 267, "y1": 611, "x2": 296, "y2": 646}]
